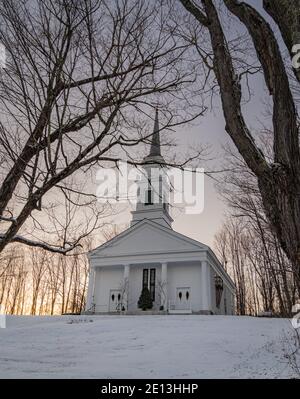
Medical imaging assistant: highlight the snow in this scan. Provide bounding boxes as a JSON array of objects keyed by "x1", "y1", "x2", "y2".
[{"x1": 0, "y1": 315, "x2": 298, "y2": 379}]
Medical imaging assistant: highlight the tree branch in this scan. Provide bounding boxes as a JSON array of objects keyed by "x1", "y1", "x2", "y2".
[
  {"x1": 0, "y1": 234, "x2": 81, "y2": 254},
  {"x1": 263, "y1": 0, "x2": 300, "y2": 84},
  {"x1": 179, "y1": 0, "x2": 209, "y2": 27},
  {"x1": 200, "y1": 0, "x2": 269, "y2": 177},
  {"x1": 224, "y1": 0, "x2": 299, "y2": 171}
]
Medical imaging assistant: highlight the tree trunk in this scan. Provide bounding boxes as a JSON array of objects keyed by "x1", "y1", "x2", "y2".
[
  {"x1": 258, "y1": 168, "x2": 300, "y2": 294},
  {"x1": 180, "y1": 0, "x2": 300, "y2": 284},
  {"x1": 263, "y1": 0, "x2": 300, "y2": 83}
]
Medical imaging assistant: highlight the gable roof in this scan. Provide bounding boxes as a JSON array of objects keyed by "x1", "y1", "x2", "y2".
[{"x1": 90, "y1": 218, "x2": 208, "y2": 258}]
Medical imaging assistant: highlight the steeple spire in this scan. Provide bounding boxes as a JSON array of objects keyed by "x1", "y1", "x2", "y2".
[
  {"x1": 149, "y1": 108, "x2": 161, "y2": 157},
  {"x1": 131, "y1": 109, "x2": 172, "y2": 228}
]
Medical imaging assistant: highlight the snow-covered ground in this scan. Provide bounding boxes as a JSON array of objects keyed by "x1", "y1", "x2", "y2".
[{"x1": 0, "y1": 315, "x2": 298, "y2": 379}]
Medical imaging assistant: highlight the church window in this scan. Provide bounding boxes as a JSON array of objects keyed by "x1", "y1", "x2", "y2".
[
  {"x1": 142, "y1": 269, "x2": 148, "y2": 288},
  {"x1": 111, "y1": 294, "x2": 115, "y2": 302},
  {"x1": 150, "y1": 268, "x2": 156, "y2": 301},
  {"x1": 178, "y1": 291, "x2": 182, "y2": 300},
  {"x1": 186, "y1": 291, "x2": 189, "y2": 300},
  {"x1": 142, "y1": 268, "x2": 156, "y2": 301},
  {"x1": 118, "y1": 293, "x2": 121, "y2": 302},
  {"x1": 145, "y1": 189, "x2": 153, "y2": 205}
]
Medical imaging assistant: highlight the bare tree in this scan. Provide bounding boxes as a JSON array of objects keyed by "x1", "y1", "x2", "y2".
[
  {"x1": 180, "y1": 0, "x2": 300, "y2": 280},
  {"x1": 30, "y1": 248, "x2": 47, "y2": 315},
  {"x1": 0, "y1": 244, "x2": 91, "y2": 315},
  {"x1": 0, "y1": 0, "x2": 203, "y2": 255},
  {"x1": 214, "y1": 136, "x2": 298, "y2": 316}
]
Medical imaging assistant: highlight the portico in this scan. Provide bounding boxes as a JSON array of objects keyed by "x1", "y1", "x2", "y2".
[{"x1": 86, "y1": 220, "x2": 235, "y2": 315}]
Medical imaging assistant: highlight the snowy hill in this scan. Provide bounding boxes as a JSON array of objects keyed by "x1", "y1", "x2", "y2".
[{"x1": 0, "y1": 315, "x2": 298, "y2": 379}]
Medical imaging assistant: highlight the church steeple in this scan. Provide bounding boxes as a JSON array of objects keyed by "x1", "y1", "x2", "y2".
[
  {"x1": 144, "y1": 108, "x2": 164, "y2": 163},
  {"x1": 130, "y1": 109, "x2": 173, "y2": 229},
  {"x1": 149, "y1": 108, "x2": 161, "y2": 157}
]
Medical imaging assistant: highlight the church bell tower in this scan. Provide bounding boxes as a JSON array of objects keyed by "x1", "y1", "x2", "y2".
[{"x1": 130, "y1": 109, "x2": 173, "y2": 229}]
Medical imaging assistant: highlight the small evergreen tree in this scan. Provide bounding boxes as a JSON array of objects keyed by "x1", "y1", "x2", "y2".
[{"x1": 138, "y1": 287, "x2": 153, "y2": 310}]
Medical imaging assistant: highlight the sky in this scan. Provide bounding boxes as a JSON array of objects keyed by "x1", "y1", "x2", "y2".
[
  {"x1": 1, "y1": 0, "x2": 283, "y2": 252},
  {"x1": 170, "y1": 110, "x2": 229, "y2": 247},
  {"x1": 162, "y1": 0, "x2": 278, "y2": 248},
  {"x1": 106, "y1": 112, "x2": 230, "y2": 249},
  {"x1": 95, "y1": 0, "x2": 280, "y2": 249}
]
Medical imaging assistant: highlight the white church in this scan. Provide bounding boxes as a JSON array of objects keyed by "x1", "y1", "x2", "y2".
[{"x1": 85, "y1": 111, "x2": 235, "y2": 315}]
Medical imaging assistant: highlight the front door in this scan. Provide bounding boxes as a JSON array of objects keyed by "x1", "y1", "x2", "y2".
[
  {"x1": 176, "y1": 287, "x2": 191, "y2": 310},
  {"x1": 109, "y1": 290, "x2": 122, "y2": 312}
]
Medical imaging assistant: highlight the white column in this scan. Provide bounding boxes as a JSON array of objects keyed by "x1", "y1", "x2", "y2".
[
  {"x1": 123, "y1": 264, "x2": 130, "y2": 310},
  {"x1": 201, "y1": 260, "x2": 210, "y2": 312},
  {"x1": 86, "y1": 266, "x2": 96, "y2": 312},
  {"x1": 207, "y1": 265, "x2": 212, "y2": 311},
  {"x1": 161, "y1": 262, "x2": 168, "y2": 310}
]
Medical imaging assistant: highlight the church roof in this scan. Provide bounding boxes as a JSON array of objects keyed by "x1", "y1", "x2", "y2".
[{"x1": 91, "y1": 218, "x2": 208, "y2": 255}]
